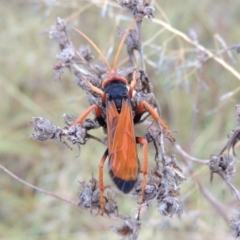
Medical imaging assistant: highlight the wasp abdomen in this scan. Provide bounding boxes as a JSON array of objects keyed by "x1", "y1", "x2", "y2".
[{"x1": 109, "y1": 169, "x2": 137, "y2": 193}]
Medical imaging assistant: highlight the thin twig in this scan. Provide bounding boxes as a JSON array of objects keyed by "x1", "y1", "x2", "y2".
[
  {"x1": 0, "y1": 164, "x2": 78, "y2": 207},
  {"x1": 179, "y1": 155, "x2": 234, "y2": 223},
  {"x1": 198, "y1": 180, "x2": 234, "y2": 223},
  {"x1": 136, "y1": 20, "x2": 145, "y2": 72},
  {"x1": 189, "y1": 59, "x2": 205, "y2": 150},
  {"x1": 178, "y1": 146, "x2": 238, "y2": 223},
  {"x1": 153, "y1": 18, "x2": 240, "y2": 82},
  {"x1": 206, "y1": 44, "x2": 240, "y2": 62},
  {"x1": 217, "y1": 170, "x2": 240, "y2": 202},
  {"x1": 174, "y1": 144, "x2": 209, "y2": 165},
  {"x1": 0, "y1": 164, "x2": 140, "y2": 223}
]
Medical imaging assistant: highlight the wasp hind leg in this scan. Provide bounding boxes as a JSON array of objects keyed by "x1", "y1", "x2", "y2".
[{"x1": 98, "y1": 149, "x2": 108, "y2": 215}]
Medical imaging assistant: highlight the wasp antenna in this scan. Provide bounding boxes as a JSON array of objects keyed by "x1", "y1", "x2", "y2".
[
  {"x1": 73, "y1": 27, "x2": 112, "y2": 73},
  {"x1": 113, "y1": 19, "x2": 137, "y2": 72}
]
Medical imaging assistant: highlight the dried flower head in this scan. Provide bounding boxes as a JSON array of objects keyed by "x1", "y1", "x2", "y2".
[
  {"x1": 219, "y1": 104, "x2": 240, "y2": 157},
  {"x1": 78, "y1": 177, "x2": 118, "y2": 215},
  {"x1": 230, "y1": 212, "x2": 240, "y2": 238},
  {"x1": 158, "y1": 195, "x2": 183, "y2": 218},
  {"x1": 110, "y1": 217, "x2": 140, "y2": 240},
  {"x1": 132, "y1": 155, "x2": 185, "y2": 219},
  {"x1": 78, "y1": 177, "x2": 100, "y2": 214},
  {"x1": 209, "y1": 154, "x2": 236, "y2": 183},
  {"x1": 30, "y1": 114, "x2": 102, "y2": 150},
  {"x1": 117, "y1": 0, "x2": 154, "y2": 20},
  {"x1": 30, "y1": 117, "x2": 62, "y2": 142}
]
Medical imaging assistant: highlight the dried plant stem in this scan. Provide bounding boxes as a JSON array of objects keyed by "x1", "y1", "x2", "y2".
[
  {"x1": 189, "y1": 64, "x2": 205, "y2": 149},
  {"x1": 181, "y1": 160, "x2": 232, "y2": 223},
  {"x1": 0, "y1": 165, "x2": 136, "y2": 223},
  {"x1": 209, "y1": 44, "x2": 240, "y2": 60},
  {"x1": 153, "y1": 18, "x2": 240, "y2": 82},
  {"x1": 197, "y1": 180, "x2": 232, "y2": 223},
  {"x1": 159, "y1": 127, "x2": 166, "y2": 165},
  {"x1": 174, "y1": 144, "x2": 209, "y2": 165},
  {"x1": 65, "y1": 3, "x2": 93, "y2": 23},
  {"x1": 178, "y1": 147, "x2": 238, "y2": 223},
  {"x1": 136, "y1": 21, "x2": 145, "y2": 72},
  {"x1": 217, "y1": 170, "x2": 240, "y2": 202},
  {"x1": 0, "y1": 164, "x2": 78, "y2": 207}
]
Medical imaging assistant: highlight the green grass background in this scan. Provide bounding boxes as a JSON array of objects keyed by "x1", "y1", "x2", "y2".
[{"x1": 1, "y1": 0, "x2": 240, "y2": 239}]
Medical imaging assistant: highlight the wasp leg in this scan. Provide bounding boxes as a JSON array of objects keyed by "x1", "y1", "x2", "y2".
[
  {"x1": 84, "y1": 77, "x2": 105, "y2": 96},
  {"x1": 83, "y1": 77, "x2": 107, "y2": 107},
  {"x1": 135, "y1": 101, "x2": 175, "y2": 141},
  {"x1": 99, "y1": 149, "x2": 108, "y2": 215},
  {"x1": 72, "y1": 104, "x2": 103, "y2": 126},
  {"x1": 136, "y1": 137, "x2": 148, "y2": 220},
  {"x1": 128, "y1": 70, "x2": 137, "y2": 98}
]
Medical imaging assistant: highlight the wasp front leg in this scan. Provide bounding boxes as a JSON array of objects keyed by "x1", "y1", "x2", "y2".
[
  {"x1": 71, "y1": 104, "x2": 102, "y2": 126},
  {"x1": 71, "y1": 103, "x2": 107, "y2": 128}
]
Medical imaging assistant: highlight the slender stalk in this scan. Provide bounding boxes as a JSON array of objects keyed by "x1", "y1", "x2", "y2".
[{"x1": 0, "y1": 164, "x2": 78, "y2": 207}]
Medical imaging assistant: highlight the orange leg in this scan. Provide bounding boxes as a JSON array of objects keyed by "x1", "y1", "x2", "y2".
[
  {"x1": 82, "y1": 76, "x2": 106, "y2": 104},
  {"x1": 128, "y1": 70, "x2": 137, "y2": 98},
  {"x1": 84, "y1": 77, "x2": 104, "y2": 96},
  {"x1": 72, "y1": 104, "x2": 102, "y2": 125},
  {"x1": 98, "y1": 149, "x2": 108, "y2": 215},
  {"x1": 136, "y1": 137, "x2": 148, "y2": 219},
  {"x1": 137, "y1": 101, "x2": 175, "y2": 141}
]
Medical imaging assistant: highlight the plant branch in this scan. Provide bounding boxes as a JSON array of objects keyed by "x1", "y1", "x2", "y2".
[
  {"x1": 174, "y1": 144, "x2": 209, "y2": 165},
  {"x1": 152, "y1": 18, "x2": 240, "y2": 82},
  {"x1": 0, "y1": 164, "x2": 78, "y2": 207}
]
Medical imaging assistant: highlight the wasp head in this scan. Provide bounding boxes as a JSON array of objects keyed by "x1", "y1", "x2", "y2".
[{"x1": 105, "y1": 81, "x2": 128, "y2": 112}]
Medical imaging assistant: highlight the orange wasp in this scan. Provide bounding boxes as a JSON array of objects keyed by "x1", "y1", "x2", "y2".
[{"x1": 72, "y1": 20, "x2": 174, "y2": 215}]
